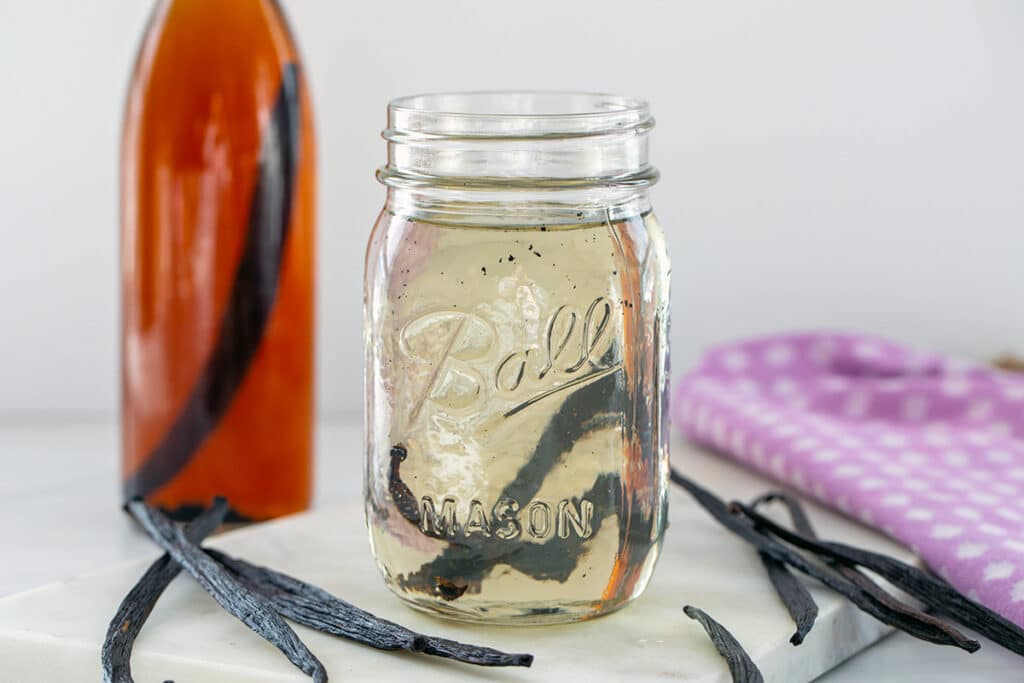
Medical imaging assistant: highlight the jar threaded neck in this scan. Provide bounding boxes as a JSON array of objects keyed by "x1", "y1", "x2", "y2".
[{"x1": 379, "y1": 91, "x2": 658, "y2": 190}]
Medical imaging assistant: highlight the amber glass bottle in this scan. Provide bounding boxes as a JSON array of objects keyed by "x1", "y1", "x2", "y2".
[{"x1": 121, "y1": 0, "x2": 315, "y2": 521}]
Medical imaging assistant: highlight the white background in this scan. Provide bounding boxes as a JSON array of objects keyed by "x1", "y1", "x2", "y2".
[{"x1": 1, "y1": 0, "x2": 1022, "y2": 421}]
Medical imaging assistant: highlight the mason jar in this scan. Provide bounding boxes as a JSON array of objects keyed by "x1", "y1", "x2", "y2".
[{"x1": 364, "y1": 92, "x2": 670, "y2": 624}]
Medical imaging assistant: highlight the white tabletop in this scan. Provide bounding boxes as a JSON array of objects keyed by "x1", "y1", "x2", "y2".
[{"x1": 2, "y1": 421, "x2": 1020, "y2": 681}]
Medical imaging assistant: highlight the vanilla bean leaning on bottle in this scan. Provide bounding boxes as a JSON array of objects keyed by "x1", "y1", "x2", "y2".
[
  {"x1": 127, "y1": 500, "x2": 329, "y2": 682},
  {"x1": 102, "y1": 499, "x2": 230, "y2": 683}
]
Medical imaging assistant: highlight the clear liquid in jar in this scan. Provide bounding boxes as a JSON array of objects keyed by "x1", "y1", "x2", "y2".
[{"x1": 364, "y1": 210, "x2": 670, "y2": 624}]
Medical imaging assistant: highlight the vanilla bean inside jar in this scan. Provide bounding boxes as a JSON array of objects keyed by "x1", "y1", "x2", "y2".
[{"x1": 364, "y1": 92, "x2": 670, "y2": 624}]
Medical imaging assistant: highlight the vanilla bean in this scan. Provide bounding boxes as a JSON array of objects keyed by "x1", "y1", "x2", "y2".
[
  {"x1": 669, "y1": 468, "x2": 978, "y2": 651},
  {"x1": 399, "y1": 372, "x2": 622, "y2": 595},
  {"x1": 684, "y1": 605, "x2": 764, "y2": 683},
  {"x1": 398, "y1": 470, "x2": 621, "y2": 598},
  {"x1": 748, "y1": 493, "x2": 977, "y2": 652},
  {"x1": 125, "y1": 500, "x2": 328, "y2": 682},
  {"x1": 102, "y1": 498, "x2": 229, "y2": 683},
  {"x1": 749, "y1": 492, "x2": 815, "y2": 536},
  {"x1": 387, "y1": 444, "x2": 422, "y2": 528},
  {"x1": 733, "y1": 501, "x2": 1024, "y2": 657},
  {"x1": 206, "y1": 549, "x2": 533, "y2": 668},
  {"x1": 748, "y1": 492, "x2": 818, "y2": 644},
  {"x1": 760, "y1": 553, "x2": 817, "y2": 645}
]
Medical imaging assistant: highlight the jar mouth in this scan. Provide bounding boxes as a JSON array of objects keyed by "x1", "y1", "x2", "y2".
[
  {"x1": 385, "y1": 91, "x2": 653, "y2": 140},
  {"x1": 381, "y1": 91, "x2": 657, "y2": 189}
]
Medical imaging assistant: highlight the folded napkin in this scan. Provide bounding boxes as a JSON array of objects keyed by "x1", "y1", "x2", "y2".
[{"x1": 674, "y1": 332, "x2": 1024, "y2": 627}]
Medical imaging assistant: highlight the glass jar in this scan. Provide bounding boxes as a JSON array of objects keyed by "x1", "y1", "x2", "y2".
[{"x1": 364, "y1": 92, "x2": 670, "y2": 624}]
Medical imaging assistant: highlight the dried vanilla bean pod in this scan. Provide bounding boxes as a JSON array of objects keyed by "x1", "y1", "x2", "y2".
[
  {"x1": 400, "y1": 372, "x2": 621, "y2": 595},
  {"x1": 102, "y1": 498, "x2": 229, "y2": 683},
  {"x1": 759, "y1": 553, "x2": 817, "y2": 645},
  {"x1": 398, "y1": 469, "x2": 620, "y2": 597},
  {"x1": 733, "y1": 501, "x2": 1024, "y2": 657},
  {"x1": 387, "y1": 444, "x2": 422, "y2": 527},
  {"x1": 669, "y1": 468, "x2": 978, "y2": 651},
  {"x1": 748, "y1": 493, "x2": 976, "y2": 651},
  {"x1": 207, "y1": 549, "x2": 533, "y2": 668},
  {"x1": 684, "y1": 605, "x2": 764, "y2": 683},
  {"x1": 125, "y1": 500, "x2": 328, "y2": 682},
  {"x1": 209, "y1": 548, "x2": 418, "y2": 650},
  {"x1": 748, "y1": 491, "x2": 818, "y2": 644},
  {"x1": 418, "y1": 634, "x2": 533, "y2": 667},
  {"x1": 749, "y1": 492, "x2": 815, "y2": 536}
]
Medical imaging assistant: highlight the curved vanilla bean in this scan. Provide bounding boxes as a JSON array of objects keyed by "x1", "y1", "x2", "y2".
[
  {"x1": 125, "y1": 500, "x2": 327, "y2": 682},
  {"x1": 684, "y1": 605, "x2": 764, "y2": 683},
  {"x1": 102, "y1": 498, "x2": 229, "y2": 683},
  {"x1": 123, "y1": 63, "x2": 303, "y2": 501},
  {"x1": 387, "y1": 444, "x2": 422, "y2": 527},
  {"x1": 733, "y1": 500, "x2": 1023, "y2": 657},
  {"x1": 760, "y1": 553, "x2": 817, "y2": 645},
  {"x1": 399, "y1": 372, "x2": 622, "y2": 596},
  {"x1": 748, "y1": 492, "x2": 977, "y2": 652},
  {"x1": 749, "y1": 492, "x2": 815, "y2": 536},
  {"x1": 748, "y1": 491, "x2": 817, "y2": 644},
  {"x1": 669, "y1": 468, "x2": 978, "y2": 651},
  {"x1": 207, "y1": 549, "x2": 533, "y2": 668}
]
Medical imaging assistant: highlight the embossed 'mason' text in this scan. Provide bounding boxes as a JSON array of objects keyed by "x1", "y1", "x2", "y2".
[{"x1": 418, "y1": 495, "x2": 594, "y2": 541}]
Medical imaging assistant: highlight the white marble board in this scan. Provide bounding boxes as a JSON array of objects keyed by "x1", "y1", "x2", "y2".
[{"x1": 0, "y1": 448, "x2": 913, "y2": 682}]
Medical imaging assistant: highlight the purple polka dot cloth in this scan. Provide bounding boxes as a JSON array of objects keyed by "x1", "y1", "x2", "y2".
[{"x1": 673, "y1": 332, "x2": 1024, "y2": 628}]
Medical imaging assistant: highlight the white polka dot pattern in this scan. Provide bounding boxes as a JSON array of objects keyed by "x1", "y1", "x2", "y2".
[{"x1": 674, "y1": 332, "x2": 1024, "y2": 629}]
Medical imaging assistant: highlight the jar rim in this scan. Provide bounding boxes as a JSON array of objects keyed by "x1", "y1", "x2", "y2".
[{"x1": 386, "y1": 90, "x2": 653, "y2": 140}]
